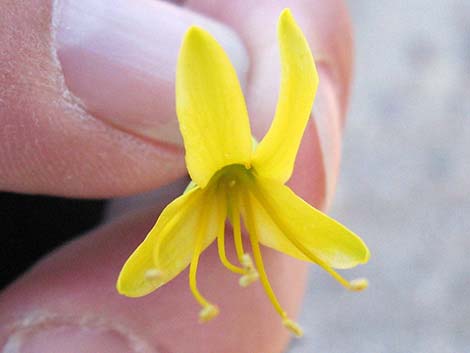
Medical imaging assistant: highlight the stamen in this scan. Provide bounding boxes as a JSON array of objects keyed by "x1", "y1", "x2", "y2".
[
  {"x1": 217, "y1": 224, "x2": 245, "y2": 274},
  {"x1": 251, "y1": 187, "x2": 369, "y2": 292},
  {"x1": 243, "y1": 194, "x2": 303, "y2": 336},
  {"x1": 241, "y1": 253, "x2": 254, "y2": 269},
  {"x1": 189, "y1": 194, "x2": 219, "y2": 322},
  {"x1": 229, "y1": 195, "x2": 245, "y2": 262},
  {"x1": 349, "y1": 278, "x2": 369, "y2": 291},
  {"x1": 228, "y1": 192, "x2": 259, "y2": 286},
  {"x1": 239, "y1": 272, "x2": 259, "y2": 287},
  {"x1": 238, "y1": 253, "x2": 259, "y2": 287},
  {"x1": 189, "y1": 242, "x2": 212, "y2": 309},
  {"x1": 282, "y1": 318, "x2": 304, "y2": 337},
  {"x1": 216, "y1": 191, "x2": 245, "y2": 274},
  {"x1": 243, "y1": 197, "x2": 289, "y2": 319},
  {"x1": 199, "y1": 304, "x2": 219, "y2": 323},
  {"x1": 248, "y1": 225, "x2": 286, "y2": 318}
]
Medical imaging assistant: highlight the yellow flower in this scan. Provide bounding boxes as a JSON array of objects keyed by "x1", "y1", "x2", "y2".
[{"x1": 117, "y1": 9, "x2": 369, "y2": 336}]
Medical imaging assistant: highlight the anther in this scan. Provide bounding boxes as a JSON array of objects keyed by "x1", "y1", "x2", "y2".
[
  {"x1": 144, "y1": 268, "x2": 162, "y2": 281},
  {"x1": 349, "y1": 278, "x2": 369, "y2": 291},
  {"x1": 198, "y1": 304, "x2": 219, "y2": 323},
  {"x1": 241, "y1": 254, "x2": 254, "y2": 269},
  {"x1": 239, "y1": 272, "x2": 259, "y2": 287},
  {"x1": 228, "y1": 179, "x2": 236, "y2": 188},
  {"x1": 238, "y1": 254, "x2": 259, "y2": 287},
  {"x1": 282, "y1": 318, "x2": 304, "y2": 337}
]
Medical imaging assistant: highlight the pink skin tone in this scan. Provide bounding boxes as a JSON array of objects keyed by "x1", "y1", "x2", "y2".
[{"x1": 0, "y1": 1, "x2": 353, "y2": 352}]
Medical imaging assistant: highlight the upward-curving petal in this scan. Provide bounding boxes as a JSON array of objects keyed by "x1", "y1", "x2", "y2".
[
  {"x1": 176, "y1": 27, "x2": 252, "y2": 188},
  {"x1": 245, "y1": 177, "x2": 370, "y2": 269},
  {"x1": 117, "y1": 187, "x2": 220, "y2": 297},
  {"x1": 252, "y1": 9, "x2": 319, "y2": 183}
]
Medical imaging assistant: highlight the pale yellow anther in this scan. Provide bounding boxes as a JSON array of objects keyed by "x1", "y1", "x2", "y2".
[
  {"x1": 228, "y1": 179, "x2": 236, "y2": 188},
  {"x1": 239, "y1": 272, "x2": 260, "y2": 287},
  {"x1": 241, "y1": 253, "x2": 254, "y2": 269},
  {"x1": 198, "y1": 304, "x2": 219, "y2": 323},
  {"x1": 238, "y1": 253, "x2": 259, "y2": 287},
  {"x1": 282, "y1": 318, "x2": 304, "y2": 337},
  {"x1": 349, "y1": 278, "x2": 368, "y2": 291},
  {"x1": 144, "y1": 268, "x2": 162, "y2": 281}
]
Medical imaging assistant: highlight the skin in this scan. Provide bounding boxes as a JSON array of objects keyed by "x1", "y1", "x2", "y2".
[{"x1": 0, "y1": 1, "x2": 353, "y2": 352}]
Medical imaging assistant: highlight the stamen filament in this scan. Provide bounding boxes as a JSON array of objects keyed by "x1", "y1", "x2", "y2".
[
  {"x1": 243, "y1": 197, "x2": 286, "y2": 319},
  {"x1": 227, "y1": 189, "x2": 259, "y2": 286},
  {"x1": 217, "y1": 223, "x2": 245, "y2": 274},
  {"x1": 244, "y1": 194, "x2": 303, "y2": 336},
  {"x1": 249, "y1": 229, "x2": 286, "y2": 317},
  {"x1": 228, "y1": 191, "x2": 245, "y2": 262},
  {"x1": 189, "y1": 231, "x2": 210, "y2": 308},
  {"x1": 251, "y1": 187, "x2": 367, "y2": 292},
  {"x1": 189, "y1": 192, "x2": 219, "y2": 322},
  {"x1": 214, "y1": 181, "x2": 244, "y2": 274}
]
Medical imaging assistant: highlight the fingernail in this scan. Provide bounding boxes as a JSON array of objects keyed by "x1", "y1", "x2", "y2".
[
  {"x1": 4, "y1": 321, "x2": 154, "y2": 353},
  {"x1": 312, "y1": 64, "x2": 344, "y2": 206},
  {"x1": 52, "y1": 0, "x2": 249, "y2": 145}
]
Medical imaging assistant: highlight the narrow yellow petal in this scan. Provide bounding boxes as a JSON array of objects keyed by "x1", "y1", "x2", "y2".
[
  {"x1": 117, "y1": 187, "x2": 221, "y2": 298},
  {"x1": 116, "y1": 188, "x2": 201, "y2": 297},
  {"x1": 247, "y1": 177, "x2": 370, "y2": 269},
  {"x1": 176, "y1": 27, "x2": 252, "y2": 188},
  {"x1": 153, "y1": 187, "x2": 222, "y2": 285},
  {"x1": 252, "y1": 9, "x2": 318, "y2": 183}
]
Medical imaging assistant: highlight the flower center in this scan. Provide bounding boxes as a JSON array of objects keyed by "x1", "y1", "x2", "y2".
[
  {"x1": 185, "y1": 163, "x2": 366, "y2": 335},
  {"x1": 212, "y1": 163, "x2": 254, "y2": 187},
  {"x1": 186, "y1": 163, "x2": 304, "y2": 336},
  {"x1": 213, "y1": 164, "x2": 260, "y2": 287}
]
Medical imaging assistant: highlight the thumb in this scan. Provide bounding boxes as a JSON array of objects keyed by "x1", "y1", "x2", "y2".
[{"x1": 0, "y1": 0, "x2": 247, "y2": 197}]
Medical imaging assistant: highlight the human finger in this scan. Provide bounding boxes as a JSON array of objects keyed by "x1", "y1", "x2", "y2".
[
  {"x1": 0, "y1": 0, "x2": 248, "y2": 197},
  {"x1": 0, "y1": 1, "x2": 355, "y2": 352}
]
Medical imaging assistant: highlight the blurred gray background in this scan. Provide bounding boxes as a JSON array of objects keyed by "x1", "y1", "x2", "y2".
[{"x1": 291, "y1": 1, "x2": 470, "y2": 352}]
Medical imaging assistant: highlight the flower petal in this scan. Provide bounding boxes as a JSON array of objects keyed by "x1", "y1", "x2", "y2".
[
  {"x1": 153, "y1": 188, "x2": 222, "y2": 286},
  {"x1": 176, "y1": 27, "x2": 252, "y2": 188},
  {"x1": 246, "y1": 177, "x2": 370, "y2": 269},
  {"x1": 117, "y1": 187, "x2": 219, "y2": 297},
  {"x1": 252, "y1": 9, "x2": 319, "y2": 183}
]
